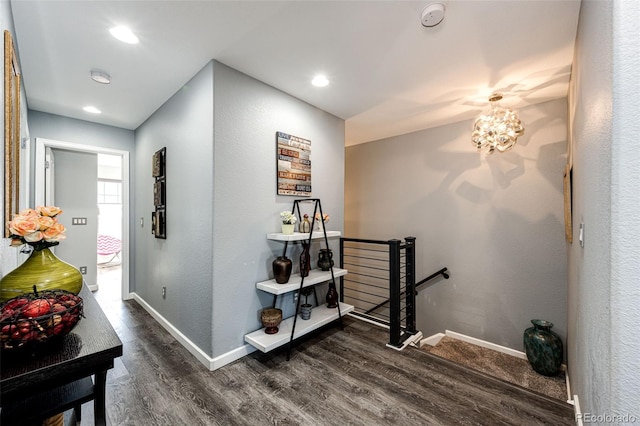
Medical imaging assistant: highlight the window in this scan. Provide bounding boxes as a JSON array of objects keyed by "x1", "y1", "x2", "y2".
[{"x1": 98, "y1": 180, "x2": 122, "y2": 204}]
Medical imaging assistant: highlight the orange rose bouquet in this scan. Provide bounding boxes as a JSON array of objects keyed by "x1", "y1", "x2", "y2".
[
  {"x1": 314, "y1": 212, "x2": 329, "y2": 223},
  {"x1": 7, "y1": 206, "x2": 67, "y2": 251}
]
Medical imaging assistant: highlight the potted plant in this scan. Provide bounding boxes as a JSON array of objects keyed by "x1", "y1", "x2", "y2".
[
  {"x1": 1, "y1": 206, "x2": 83, "y2": 302},
  {"x1": 280, "y1": 211, "x2": 297, "y2": 235},
  {"x1": 300, "y1": 287, "x2": 313, "y2": 320}
]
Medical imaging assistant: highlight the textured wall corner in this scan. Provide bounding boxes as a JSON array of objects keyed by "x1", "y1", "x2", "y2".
[{"x1": 0, "y1": 240, "x2": 19, "y2": 279}]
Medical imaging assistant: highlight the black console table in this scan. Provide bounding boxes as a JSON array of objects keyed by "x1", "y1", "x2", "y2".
[{"x1": 1, "y1": 284, "x2": 123, "y2": 426}]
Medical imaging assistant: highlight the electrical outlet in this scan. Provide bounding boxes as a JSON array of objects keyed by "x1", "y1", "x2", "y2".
[
  {"x1": 293, "y1": 292, "x2": 298, "y2": 304},
  {"x1": 79, "y1": 266, "x2": 87, "y2": 274},
  {"x1": 162, "y1": 286, "x2": 167, "y2": 298}
]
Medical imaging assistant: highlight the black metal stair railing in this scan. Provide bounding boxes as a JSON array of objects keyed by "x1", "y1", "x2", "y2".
[
  {"x1": 339, "y1": 236, "x2": 449, "y2": 348},
  {"x1": 339, "y1": 237, "x2": 416, "y2": 348}
]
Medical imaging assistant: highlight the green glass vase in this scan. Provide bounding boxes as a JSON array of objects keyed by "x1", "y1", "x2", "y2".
[
  {"x1": 0, "y1": 247, "x2": 83, "y2": 302},
  {"x1": 523, "y1": 319, "x2": 563, "y2": 376}
]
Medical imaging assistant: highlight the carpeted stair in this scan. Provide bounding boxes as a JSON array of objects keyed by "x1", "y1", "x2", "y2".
[{"x1": 420, "y1": 336, "x2": 568, "y2": 402}]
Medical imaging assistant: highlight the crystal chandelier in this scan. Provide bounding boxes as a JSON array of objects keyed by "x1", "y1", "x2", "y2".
[{"x1": 471, "y1": 93, "x2": 524, "y2": 154}]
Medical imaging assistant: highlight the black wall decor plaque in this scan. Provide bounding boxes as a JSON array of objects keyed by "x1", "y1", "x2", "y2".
[{"x1": 152, "y1": 147, "x2": 167, "y2": 239}]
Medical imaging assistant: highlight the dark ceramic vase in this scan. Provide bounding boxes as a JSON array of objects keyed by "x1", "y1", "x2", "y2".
[
  {"x1": 325, "y1": 285, "x2": 338, "y2": 308},
  {"x1": 523, "y1": 319, "x2": 563, "y2": 376},
  {"x1": 300, "y1": 243, "x2": 311, "y2": 278},
  {"x1": 317, "y1": 249, "x2": 334, "y2": 271},
  {"x1": 272, "y1": 256, "x2": 292, "y2": 284}
]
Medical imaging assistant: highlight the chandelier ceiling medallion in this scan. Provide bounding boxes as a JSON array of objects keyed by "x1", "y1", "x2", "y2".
[{"x1": 471, "y1": 93, "x2": 524, "y2": 155}]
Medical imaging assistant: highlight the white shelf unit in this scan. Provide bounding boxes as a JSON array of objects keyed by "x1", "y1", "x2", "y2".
[
  {"x1": 244, "y1": 223, "x2": 351, "y2": 354},
  {"x1": 256, "y1": 268, "x2": 348, "y2": 295},
  {"x1": 244, "y1": 303, "x2": 354, "y2": 353},
  {"x1": 266, "y1": 230, "x2": 341, "y2": 241}
]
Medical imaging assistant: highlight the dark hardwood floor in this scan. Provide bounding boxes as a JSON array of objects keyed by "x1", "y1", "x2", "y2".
[{"x1": 75, "y1": 275, "x2": 574, "y2": 425}]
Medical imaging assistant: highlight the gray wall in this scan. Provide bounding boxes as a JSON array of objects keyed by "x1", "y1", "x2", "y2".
[
  {"x1": 211, "y1": 61, "x2": 345, "y2": 357},
  {"x1": 27, "y1": 111, "x2": 135, "y2": 151},
  {"x1": 610, "y1": 0, "x2": 640, "y2": 411},
  {"x1": 345, "y1": 99, "x2": 568, "y2": 352},
  {"x1": 27, "y1": 111, "x2": 136, "y2": 286},
  {"x1": 134, "y1": 61, "x2": 215, "y2": 353},
  {"x1": 28, "y1": 111, "x2": 135, "y2": 212},
  {"x1": 134, "y1": 60, "x2": 345, "y2": 358},
  {"x1": 568, "y1": 0, "x2": 640, "y2": 415},
  {"x1": 52, "y1": 149, "x2": 98, "y2": 287}
]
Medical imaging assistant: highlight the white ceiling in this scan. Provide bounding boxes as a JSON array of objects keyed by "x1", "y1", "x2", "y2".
[{"x1": 11, "y1": 0, "x2": 581, "y2": 146}]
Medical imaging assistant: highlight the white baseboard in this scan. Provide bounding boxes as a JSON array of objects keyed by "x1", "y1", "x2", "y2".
[
  {"x1": 573, "y1": 394, "x2": 583, "y2": 426},
  {"x1": 444, "y1": 330, "x2": 529, "y2": 360},
  {"x1": 566, "y1": 369, "x2": 574, "y2": 405},
  {"x1": 211, "y1": 344, "x2": 256, "y2": 370},
  {"x1": 131, "y1": 292, "x2": 255, "y2": 371}
]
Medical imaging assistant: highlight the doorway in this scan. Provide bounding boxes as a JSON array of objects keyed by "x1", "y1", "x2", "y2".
[
  {"x1": 34, "y1": 137, "x2": 131, "y2": 300},
  {"x1": 97, "y1": 153, "x2": 123, "y2": 302}
]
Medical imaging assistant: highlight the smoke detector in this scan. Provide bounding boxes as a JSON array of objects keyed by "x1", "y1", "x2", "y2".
[
  {"x1": 90, "y1": 70, "x2": 111, "y2": 84},
  {"x1": 421, "y1": 2, "x2": 446, "y2": 27}
]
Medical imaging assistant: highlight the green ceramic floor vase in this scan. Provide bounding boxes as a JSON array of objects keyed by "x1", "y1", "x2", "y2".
[
  {"x1": 523, "y1": 319, "x2": 563, "y2": 376},
  {"x1": 0, "y1": 247, "x2": 83, "y2": 302}
]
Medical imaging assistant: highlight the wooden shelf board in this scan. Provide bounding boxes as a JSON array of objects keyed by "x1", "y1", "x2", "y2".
[
  {"x1": 257, "y1": 268, "x2": 348, "y2": 295},
  {"x1": 266, "y1": 231, "x2": 341, "y2": 241},
  {"x1": 244, "y1": 303, "x2": 354, "y2": 353}
]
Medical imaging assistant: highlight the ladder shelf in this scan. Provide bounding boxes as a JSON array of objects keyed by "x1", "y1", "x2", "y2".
[{"x1": 243, "y1": 199, "x2": 349, "y2": 358}]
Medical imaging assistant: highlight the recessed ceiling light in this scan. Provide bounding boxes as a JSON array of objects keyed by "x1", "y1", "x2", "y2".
[
  {"x1": 90, "y1": 70, "x2": 111, "y2": 84},
  {"x1": 83, "y1": 106, "x2": 102, "y2": 114},
  {"x1": 109, "y1": 26, "x2": 139, "y2": 44},
  {"x1": 312, "y1": 75, "x2": 329, "y2": 87}
]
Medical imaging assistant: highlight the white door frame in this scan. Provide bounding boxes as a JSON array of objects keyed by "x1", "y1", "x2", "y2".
[{"x1": 34, "y1": 137, "x2": 132, "y2": 300}]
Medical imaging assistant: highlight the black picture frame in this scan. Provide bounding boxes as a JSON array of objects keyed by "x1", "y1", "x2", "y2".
[
  {"x1": 152, "y1": 147, "x2": 166, "y2": 178},
  {"x1": 152, "y1": 147, "x2": 167, "y2": 239},
  {"x1": 154, "y1": 208, "x2": 166, "y2": 239},
  {"x1": 153, "y1": 179, "x2": 165, "y2": 207}
]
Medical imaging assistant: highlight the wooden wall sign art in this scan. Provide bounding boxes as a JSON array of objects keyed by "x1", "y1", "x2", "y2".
[{"x1": 276, "y1": 131, "x2": 311, "y2": 197}]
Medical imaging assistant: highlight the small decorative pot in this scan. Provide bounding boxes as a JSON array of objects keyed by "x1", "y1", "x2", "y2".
[
  {"x1": 300, "y1": 304, "x2": 312, "y2": 320},
  {"x1": 300, "y1": 217, "x2": 311, "y2": 233},
  {"x1": 281, "y1": 223, "x2": 295, "y2": 235},
  {"x1": 261, "y1": 308, "x2": 283, "y2": 334},
  {"x1": 272, "y1": 256, "x2": 292, "y2": 284},
  {"x1": 317, "y1": 249, "x2": 334, "y2": 271},
  {"x1": 523, "y1": 319, "x2": 563, "y2": 376},
  {"x1": 325, "y1": 286, "x2": 338, "y2": 308}
]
